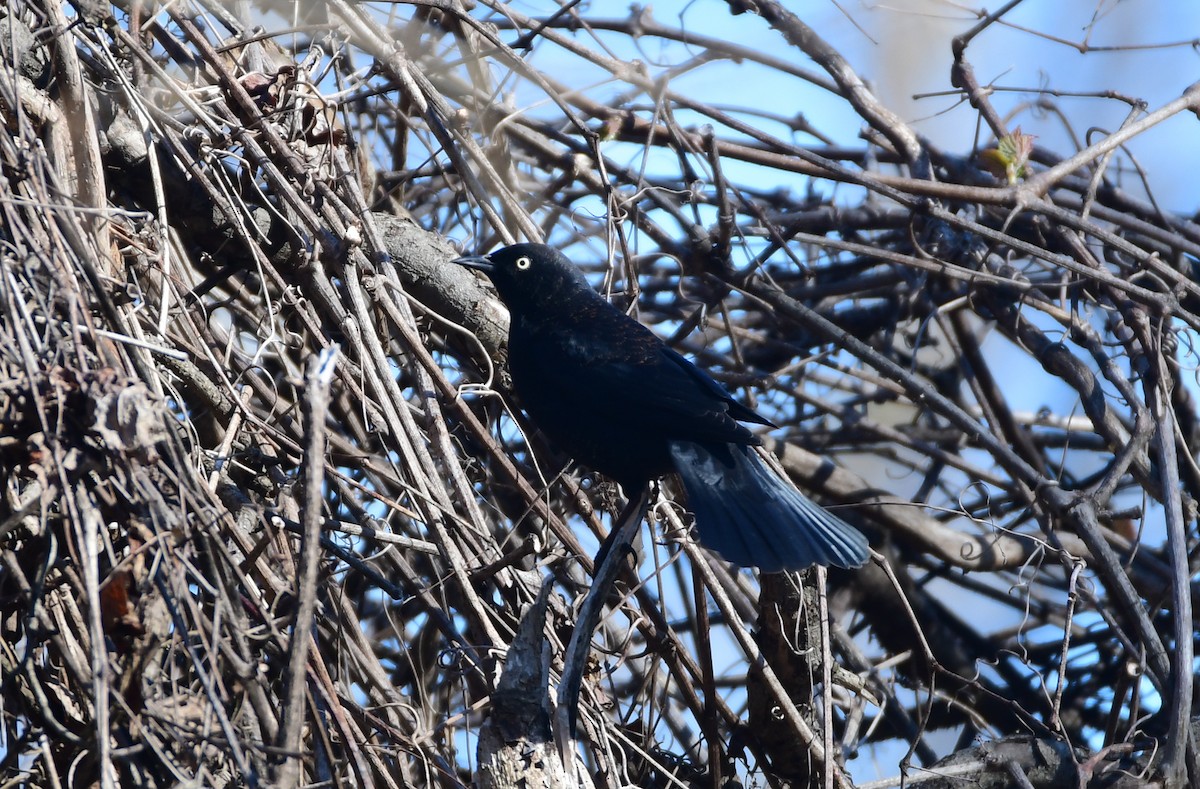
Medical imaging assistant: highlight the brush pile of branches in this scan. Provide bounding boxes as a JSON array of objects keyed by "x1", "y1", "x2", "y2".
[{"x1": 1, "y1": 1, "x2": 1197, "y2": 786}]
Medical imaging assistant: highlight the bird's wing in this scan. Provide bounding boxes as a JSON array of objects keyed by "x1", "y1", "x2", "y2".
[
  {"x1": 659, "y1": 345, "x2": 775, "y2": 427},
  {"x1": 514, "y1": 314, "x2": 761, "y2": 446}
]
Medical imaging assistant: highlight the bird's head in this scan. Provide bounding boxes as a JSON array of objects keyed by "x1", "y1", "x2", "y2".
[{"x1": 453, "y1": 243, "x2": 594, "y2": 314}]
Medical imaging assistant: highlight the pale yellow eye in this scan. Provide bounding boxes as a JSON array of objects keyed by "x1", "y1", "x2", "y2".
[{"x1": 515, "y1": 256, "x2": 532, "y2": 270}]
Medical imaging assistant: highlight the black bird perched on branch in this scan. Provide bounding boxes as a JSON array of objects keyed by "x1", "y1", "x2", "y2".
[{"x1": 455, "y1": 243, "x2": 868, "y2": 572}]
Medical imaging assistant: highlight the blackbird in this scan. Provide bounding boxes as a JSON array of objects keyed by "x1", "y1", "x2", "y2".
[{"x1": 455, "y1": 243, "x2": 868, "y2": 571}]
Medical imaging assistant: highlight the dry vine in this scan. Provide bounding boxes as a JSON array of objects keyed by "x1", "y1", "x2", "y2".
[{"x1": 0, "y1": 1, "x2": 1197, "y2": 787}]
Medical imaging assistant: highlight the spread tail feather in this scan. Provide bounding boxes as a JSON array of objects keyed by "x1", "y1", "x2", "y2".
[{"x1": 668, "y1": 441, "x2": 869, "y2": 572}]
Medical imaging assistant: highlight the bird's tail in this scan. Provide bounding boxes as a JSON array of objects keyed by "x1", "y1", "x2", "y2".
[{"x1": 667, "y1": 441, "x2": 869, "y2": 572}]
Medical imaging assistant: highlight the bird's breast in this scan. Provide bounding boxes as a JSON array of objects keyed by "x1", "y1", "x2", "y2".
[{"x1": 506, "y1": 325, "x2": 674, "y2": 489}]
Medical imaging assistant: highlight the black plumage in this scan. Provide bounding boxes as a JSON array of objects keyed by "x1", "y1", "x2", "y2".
[{"x1": 454, "y1": 243, "x2": 868, "y2": 571}]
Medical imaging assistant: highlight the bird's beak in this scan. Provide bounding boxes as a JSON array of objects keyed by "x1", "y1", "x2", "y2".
[{"x1": 452, "y1": 254, "x2": 494, "y2": 273}]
